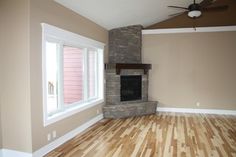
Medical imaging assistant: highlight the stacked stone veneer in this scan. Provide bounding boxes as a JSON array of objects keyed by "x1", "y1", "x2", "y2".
[
  {"x1": 103, "y1": 25, "x2": 158, "y2": 119},
  {"x1": 109, "y1": 25, "x2": 142, "y2": 63}
]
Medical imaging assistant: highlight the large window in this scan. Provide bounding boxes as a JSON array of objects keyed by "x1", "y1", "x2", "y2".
[{"x1": 42, "y1": 23, "x2": 104, "y2": 126}]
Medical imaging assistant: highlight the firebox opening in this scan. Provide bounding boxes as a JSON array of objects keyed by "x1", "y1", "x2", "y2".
[{"x1": 120, "y1": 75, "x2": 142, "y2": 101}]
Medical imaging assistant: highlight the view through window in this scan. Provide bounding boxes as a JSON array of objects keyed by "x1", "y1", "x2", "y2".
[{"x1": 42, "y1": 23, "x2": 104, "y2": 125}]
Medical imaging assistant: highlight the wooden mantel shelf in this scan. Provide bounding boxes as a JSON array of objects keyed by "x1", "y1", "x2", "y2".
[{"x1": 105, "y1": 63, "x2": 152, "y2": 75}]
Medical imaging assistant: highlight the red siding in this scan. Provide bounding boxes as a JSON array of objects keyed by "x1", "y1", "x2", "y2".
[{"x1": 63, "y1": 46, "x2": 83, "y2": 104}]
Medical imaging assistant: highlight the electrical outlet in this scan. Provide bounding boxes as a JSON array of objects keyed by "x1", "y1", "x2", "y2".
[
  {"x1": 47, "y1": 133, "x2": 51, "y2": 141},
  {"x1": 196, "y1": 102, "x2": 200, "y2": 107},
  {"x1": 97, "y1": 109, "x2": 100, "y2": 114},
  {"x1": 52, "y1": 131, "x2": 57, "y2": 138}
]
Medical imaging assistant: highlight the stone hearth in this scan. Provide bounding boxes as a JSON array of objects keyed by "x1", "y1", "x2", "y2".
[
  {"x1": 103, "y1": 101, "x2": 157, "y2": 119},
  {"x1": 103, "y1": 25, "x2": 158, "y2": 119}
]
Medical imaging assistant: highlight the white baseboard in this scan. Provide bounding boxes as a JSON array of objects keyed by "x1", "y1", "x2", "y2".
[
  {"x1": 157, "y1": 107, "x2": 236, "y2": 115},
  {"x1": 0, "y1": 149, "x2": 32, "y2": 157},
  {"x1": 33, "y1": 114, "x2": 103, "y2": 157},
  {"x1": 0, "y1": 114, "x2": 103, "y2": 157}
]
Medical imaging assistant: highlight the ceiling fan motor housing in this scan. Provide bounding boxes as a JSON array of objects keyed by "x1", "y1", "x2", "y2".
[
  {"x1": 188, "y1": 3, "x2": 200, "y2": 11},
  {"x1": 188, "y1": 3, "x2": 202, "y2": 18}
]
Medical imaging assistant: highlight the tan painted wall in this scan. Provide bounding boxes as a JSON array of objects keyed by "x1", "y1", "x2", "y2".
[
  {"x1": 0, "y1": 112, "x2": 1, "y2": 148},
  {"x1": 0, "y1": 0, "x2": 3, "y2": 148},
  {"x1": 143, "y1": 32, "x2": 236, "y2": 110},
  {"x1": 0, "y1": 0, "x2": 32, "y2": 153},
  {"x1": 0, "y1": 90, "x2": 1, "y2": 148},
  {"x1": 29, "y1": 0, "x2": 108, "y2": 151}
]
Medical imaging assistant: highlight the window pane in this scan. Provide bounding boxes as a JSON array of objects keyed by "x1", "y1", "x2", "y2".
[
  {"x1": 46, "y1": 42, "x2": 59, "y2": 114},
  {"x1": 63, "y1": 46, "x2": 84, "y2": 105},
  {"x1": 88, "y1": 50, "x2": 97, "y2": 99}
]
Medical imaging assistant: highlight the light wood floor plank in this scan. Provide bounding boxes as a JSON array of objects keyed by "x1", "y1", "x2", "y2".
[{"x1": 45, "y1": 113, "x2": 236, "y2": 157}]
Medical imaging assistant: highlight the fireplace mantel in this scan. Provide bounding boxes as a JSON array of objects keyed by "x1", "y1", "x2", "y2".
[{"x1": 105, "y1": 63, "x2": 152, "y2": 75}]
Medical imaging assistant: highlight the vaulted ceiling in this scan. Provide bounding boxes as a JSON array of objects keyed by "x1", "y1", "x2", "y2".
[
  {"x1": 54, "y1": 0, "x2": 201, "y2": 30},
  {"x1": 147, "y1": 0, "x2": 236, "y2": 29},
  {"x1": 55, "y1": 0, "x2": 236, "y2": 30}
]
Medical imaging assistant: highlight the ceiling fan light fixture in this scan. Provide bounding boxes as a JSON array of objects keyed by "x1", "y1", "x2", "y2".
[
  {"x1": 168, "y1": 0, "x2": 228, "y2": 19},
  {"x1": 188, "y1": 10, "x2": 201, "y2": 18}
]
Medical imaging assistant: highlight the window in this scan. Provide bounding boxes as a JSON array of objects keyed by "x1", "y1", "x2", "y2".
[{"x1": 42, "y1": 23, "x2": 104, "y2": 126}]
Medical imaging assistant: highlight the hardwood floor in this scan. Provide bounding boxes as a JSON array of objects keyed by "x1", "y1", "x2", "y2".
[{"x1": 45, "y1": 113, "x2": 236, "y2": 157}]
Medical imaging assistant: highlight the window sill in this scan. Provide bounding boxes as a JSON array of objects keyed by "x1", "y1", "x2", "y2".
[{"x1": 44, "y1": 99, "x2": 104, "y2": 126}]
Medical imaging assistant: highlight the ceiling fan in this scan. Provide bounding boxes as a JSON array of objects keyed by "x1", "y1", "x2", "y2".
[{"x1": 168, "y1": 0, "x2": 228, "y2": 18}]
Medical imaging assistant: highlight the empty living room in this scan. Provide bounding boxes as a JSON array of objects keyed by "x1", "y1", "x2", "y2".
[{"x1": 0, "y1": 0, "x2": 236, "y2": 157}]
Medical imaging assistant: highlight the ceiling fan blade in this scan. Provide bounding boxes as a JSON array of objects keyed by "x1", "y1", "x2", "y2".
[
  {"x1": 168, "y1": 6, "x2": 188, "y2": 10},
  {"x1": 202, "y1": 5, "x2": 228, "y2": 12},
  {"x1": 199, "y1": 0, "x2": 215, "y2": 8},
  {"x1": 169, "y1": 11, "x2": 186, "y2": 17}
]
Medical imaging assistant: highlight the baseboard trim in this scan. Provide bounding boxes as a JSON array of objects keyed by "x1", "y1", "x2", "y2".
[
  {"x1": 33, "y1": 114, "x2": 103, "y2": 157},
  {"x1": 0, "y1": 149, "x2": 32, "y2": 157},
  {"x1": 0, "y1": 114, "x2": 104, "y2": 157},
  {"x1": 157, "y1": 107, "x2": 236, "y2": 115}
]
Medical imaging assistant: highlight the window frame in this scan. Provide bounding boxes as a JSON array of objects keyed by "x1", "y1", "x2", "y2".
[{"x1": 42, "y1": 23, "x2": 105, "y2": 126}]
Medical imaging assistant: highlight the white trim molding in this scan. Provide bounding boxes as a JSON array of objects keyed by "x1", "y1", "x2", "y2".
[
  {"x1": 33, "y1": 114, "x2": 103, "y2": 157},
  {"x1": 45, "y1": 99, "x2": 104, "y2": 126},
  {"x1": 41, "y1": 23, "x2": 105, "y2": 48},
  {"x1": 157, "y1": 107, "x2": 236, "y2": 115},
  {"x1": 0, "y1": 149, "x2": 32, "y2": 157},
  {"x1": 0, "y1": 114, "x2": 104, "y2": 157},
  {"x1": 142, "y1": 25, "x2": 236, "y2": 35}
]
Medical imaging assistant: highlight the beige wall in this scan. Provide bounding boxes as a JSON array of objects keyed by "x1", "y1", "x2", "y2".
[
  {"x1": 0, "y1": 114, "x2": 1, "y2": 149},
  {"x1": 0, "y1": 0, "x2": 32, "y2": 153},
  {"x1": 30, "y1": 0, "x2": 108, "y2": 152},
  {"x1": 0, "y1": 96, "x2": 1, "y2": 148},
  {"x1": 143, "y1": 32, "x2": 236, "y2": 110},
  {"x1": 0, "y1": 0, "x2": 2, "y2": 148}
]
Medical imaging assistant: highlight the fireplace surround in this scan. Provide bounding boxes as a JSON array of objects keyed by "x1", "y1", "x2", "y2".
[{"x1": 103, "y1": 25, "x2": 158, "y2": 118}]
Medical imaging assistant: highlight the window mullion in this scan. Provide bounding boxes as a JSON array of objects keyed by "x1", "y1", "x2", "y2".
[
  {"x1": 98, "y1": 49, "x2": 104, "y2": 99},
  {"x1": 95, "y1": 51, "x2": 98, "y2": 98},
  {"x1": 83, "y1": 48, "x2": 88, "y2": 102},
  {"x1": 58, "y1": 43, "x2": 64, "y2": 111}
]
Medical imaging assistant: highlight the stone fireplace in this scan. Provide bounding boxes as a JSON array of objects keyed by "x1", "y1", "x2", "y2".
[{"x1": 103, "y1": 25, "x2": 158, "y2": 119}]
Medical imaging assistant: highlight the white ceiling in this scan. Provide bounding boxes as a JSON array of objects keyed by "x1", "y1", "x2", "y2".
[{"x1": 55, "y1": 0, "x2": 202, "y2": 30}]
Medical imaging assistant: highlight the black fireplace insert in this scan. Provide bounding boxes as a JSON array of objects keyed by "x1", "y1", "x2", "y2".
[{"x1": 120, "y1": 75, "x2": 142, "y2": 101}]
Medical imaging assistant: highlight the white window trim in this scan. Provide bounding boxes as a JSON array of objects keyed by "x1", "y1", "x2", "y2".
[
  {"x1": 42, "y1": 23, "x2": 105, "y2": 48},
  {"x1": 42, "y1": 23, "x2": 105, "y2": 126}
]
